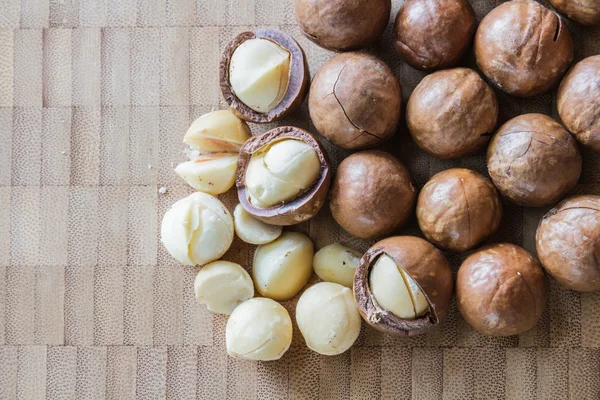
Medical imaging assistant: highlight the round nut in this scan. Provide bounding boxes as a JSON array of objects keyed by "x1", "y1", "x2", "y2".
[
  {"x1": 252, "y1": 232, "x2": 314, "y2": 301},
  {"x1": 193, "y1": 261, "x2": 254, "y2": 315},
  {"x1": 417, "y1": 168, "x2": 502, "y2": 252},
  {"x1": 407, "y1": 68, "x2": 498, "y2": 159},
  {"x1": 487, "y1": 114, "x2": 582, "y2": 207},
  {"x1": 354, "y1": 236, "x2": 454, "y2": 335},
  {"x1": 183, "y1": 110, "x2": 251, "y2": 152},
  {"x1": 549, "y1": 0, "x2": 600, "y2": 25},
  {"x1": 313, "y1": 243, "x2": 362, "y2": 288},
  {"x1": 160, "y1": 192, "x2": 234, "y2": 266},
  {"x1": 557, "y1": 55, "x2": 600, "y2": 153},
  {"x1": 233, "y1": 204, "x2": 282, "y2": 245},
  {"x1": 175, "y1": 153, "x2": 238, "y2": 195},
  {"x1": 474, "y1": 0, "x2": 573, "y2": 97},
  {"x1": 294, "y1": 0, "x2": 391, "y2": 51},
  {"x1": 536, "y1": 195, "x2": 600, "y2": 292},
  {"x1": 308, "y1": 52, "x2": 402, "y2": 150},
  {"x1": 457, "y1": 243, "x2": 548, "y2": 336},
  {"x1": 330, "y1": 151, "x2": 416, "y2": 239},
  {"x1": 296, "y1": 282, "x2": 361, "y2": 355},
  {"x1": 226, "y1": 298, "x2": 292, "y2": 361},
  {"x1": 394, "y1": 0, "x2": 476, "y2": 71}
]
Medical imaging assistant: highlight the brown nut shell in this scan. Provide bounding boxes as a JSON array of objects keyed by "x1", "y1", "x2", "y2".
[
  {"x1": 329, "y1": 151, "x2": 416, "y2": 239},
  {"x1": 474, "y1": 0, "x2": 573, "y2": 97},
  {"x1": 487, "y1": 113, "x2": 582, "y2": 207},
  {"x1": 354, "y1": 236, "x2": 454, "y2": 335},
  {"x1": 417, "y1": 168, "x2": 503, "y2": 252},
  {"x1": 557, "y1": 55, "x2": 600, "y2": 153},
  {"x1": 394, "y1": 0, "x2": 476, "y2": 71},
  {"x1": 308, "y1": 52, "x2": 402, "y2": 150},
  {"x1": 407, "y1": 68, "x2": 498, "y2": 159},
  {"x1": 536, "y1": 195, "x2": 600, "y2": 292},
  {"x1": 549, "y1": 0, "x2": 600, "y2": 25},
  {"x1": 236, "y1": 126, "x2": 331, "y2": 226},
  {"x1": 219, "y1": 29, "x2": 309, "y2": 123},
  {"x1": 294, "y1": 0, "x2": 391, "y2": 51},
  {"x1": 457, "y1": 243, "x2": 547, "y2": 336}
]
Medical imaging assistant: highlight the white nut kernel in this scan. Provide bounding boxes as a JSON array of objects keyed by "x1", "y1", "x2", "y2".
[
  {"x1": 175, "y1": 153, "x2": 238, "y2": 195},
  {"x1": 183, "y1": 109, "x2": 251, "y2": 152},
  {"x1": 313, "y1": 243, "x2": 362, "y2": 288},
  {"x1": 226, "y1": 298, "x2": 292, "y2": 361},
  {"x1": 369, "y1": 255, "x2": 429, "y2": 319},
  {"x1": 194, "y1": 261, "x2": 254, "y2": 315},
  {"x1": 296, "y1": 282, "x2": 361, "y2": 356},
  {"x1": 233, "y1": 204, "x2": 282, "y2": 245},
  {"x1": 161, "y1": 192, "x2": 234, "y2": 266},
  {"x1": 253, "y1": 231, "x2": 314, "y2": 300},
  {"x1": 229, "y1": 38, "x2": 291, "y2": 113}
]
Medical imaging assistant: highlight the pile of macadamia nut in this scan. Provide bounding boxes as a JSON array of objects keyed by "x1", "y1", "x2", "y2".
[{"x1": 160, "y1": 0, "x2": 600, "y2": 361}]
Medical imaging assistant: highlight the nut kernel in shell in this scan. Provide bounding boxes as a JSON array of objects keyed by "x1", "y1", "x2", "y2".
[
  {"x1": 194, "y1": 261, "x2": 254, "y2": 315},
  {"x1": 296, "y1": 282, "x2": 361, "y2": 356},
  {"x1": 233, "y1": 204, "x2": 282, "y2": 245},
  {"x1": 183, "y1": 110, "x2": 251, "y2": 152},
  {"x1": 253, "y1": 231, "x2": 314, "y2": 301},
  {"x1": 175, "y1": 153, "x2": 238, "y2": 195},
  {"x1": 313, "y1": 243, "x2": 362, "y2": 288},
  {"x1": 226, "y1": 298, "x2": 292, "y2": 361}
]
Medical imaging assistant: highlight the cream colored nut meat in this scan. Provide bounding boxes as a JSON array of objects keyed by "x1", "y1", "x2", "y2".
[
  {"x1": 194, "y1": 261, "x2": 254, "y2": 315},
  {"x1": 229, "y1": 38, "x2": 291, "y2": 113},
  {"x1": 245, "y1": 139, "x2": 321, "y2": 208},
  {"x1": 369, "y1": 255, "x2": 429, "y2": 319},
  {"x1": 233, "y1": 204, "x2": 282, "y2": 244},
  {"x1": 296, "y1": 282, "x2": 361, "y2": 356},
  {"x1": 183, "y1": 109, "x2": 251, "y2": 152},
  {"x1": 175, "y1": 153, "x2": 238, "y2": 195},
  {"x1": 226, "y1": 298, "x2": 292, "y2": 361},
  {"x1": 313, "y1": 243, "x2": 362, "y2": 288},
  {"x1": 161, "y1": 192, "x2": 234, "y2": 266},
  {"x1": 253, "y1": 231, "x2": 314, "y2": 300}
]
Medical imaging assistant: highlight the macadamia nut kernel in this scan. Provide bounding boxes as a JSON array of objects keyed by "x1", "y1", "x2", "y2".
[
  {"x1": 175, "y1": 153, "x2": 238, "y2": 195},
  {"x1": 313, "y1": 243, "x2": 362, "y2": 288},
  {"x1": 233, "y1": 204, "x2": 282, "y2": 245},
  {"x1": 194, "y1": 261, "x2": 254, "y2": 315},
  {"x1": 161, "y1": 192, "x2": 234, "y2": 266},
  {"x1": 296, "y1": 282, "x2": 361, "y2": 356},
  {"x1": 229, "y1": 39, "x2": 291, "y2": 113},
  {"x1": 183, "y1": 110, "x2": 251, "y2": 152},
  {"x1": 253, "y1": 231, "x2": 314, "y2": 300},
  {"x1": 226, "y1": 298, "x2": 292, "y2": 361}
]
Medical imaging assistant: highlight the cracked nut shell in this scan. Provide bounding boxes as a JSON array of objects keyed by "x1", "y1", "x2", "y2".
[
  {"x1": 354, "y1": 236, "x2": 453, "y2": 335},
  {"x1": 294, "y1": 0, "x2": 391, "y2": 51},
  {"x1": 557, "y1": 55, "x2": 600, "y2": 153},
  {"x1": 236, "y1": 126, "x2": 331, "y2": 226},
  {"x1": 407, "y1": 68, "x2": 498, "y2": 159},
  {"x1": 220, "y1": 29, "x2": 309, "y2": 123},
  {"x1": 536, "y1": 195, "x2": 600, "y2": 292},
  {"x1": 487, "y1": 113, "x2": 582, "y2": 207},
  {"x1": 549, "y1": 0, "x2": 600, "y2": 25},
  {"x1": 457, "y1": 243, "x2": 548, "y2": 336},
  {"x1": 308, "y1": 52, "x2": 402, "y2": 150},
  {"x1": 330, "y1": 151, "x2": 416, "y2": 239},
  {"x1": 394, "y1": 0, "x2": 476, "y2": 71},
  {"x1": 417, "y1": 168, "x2": 502, "y2": 252},
  {"x1": 474, "y1": 0, "x2": 573, "y2": 97}
]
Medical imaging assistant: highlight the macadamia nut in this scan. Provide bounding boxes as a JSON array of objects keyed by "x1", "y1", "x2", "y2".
[
  {"x1": 183, "y1": 110, "x2": 251, "y2": 152},
  {"x1": 229, "y1": 39, "x2": 291, "y2": 113},
  {"x1": 161, "y1": 192, "x2": 234, "y2": 266},
  {"x1": 175, "y1": 153, "x2": 238, "y2": 195},
  {"x1": 296, "y1": 282, "x2": 361, "y2": 356},
  {"x1": 226, "y1": 298, "x2": 292, "y2": 361},
  {"x1": 253, "y1": 231, "x2": 314, "y2": 300},
  {"x1": 313, "y1": 243, "x2": 362, "y2": 288},
  {"x1": 233, "y1": 204, "x2": 282, "y2": 245},
  {"x1": 194, "y1": 261, "x2": 254, "y2": 315}
]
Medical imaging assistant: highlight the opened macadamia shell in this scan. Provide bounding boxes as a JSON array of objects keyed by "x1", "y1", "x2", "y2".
[
  {"x1": 236, "y1": 126, "x2": 331, "y2": 226},
  {"x1": 457, "y1": 243, "x2": 548, "y2": 336},
  {"x1": 354, "y1": 236, "x2": 454, "y2": 335},
  {"x1": 536, "y1": 195, "x2": 600, "y2": 292},
  {"x1": 549, "y1": 0, "x2": 600, "y2": 25},
  {"x1": 220, "y1": 29, "x2": 309, "y2": 123},
  {"x1": 487, "y1": 113, "x2": 582, "y2": 207},
  {"x1": 309, "y1": 52, "x2": 402, "y2": 150},
  {"x1": 474, "y1": 0, "x2": 573, "y2": 97}
]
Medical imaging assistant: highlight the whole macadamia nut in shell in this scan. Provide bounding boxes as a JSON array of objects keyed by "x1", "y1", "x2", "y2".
[
  {"x1": 294, "y1": 0, "x2": 391, "y2": 51},
  {"x1": 417, "y1": 168, "x2": 502, "y2": 252},
  {"x1": 394, "y1": 0, "x2": 476, "y2": 70},
  {"x1": 487, "y1": 114, "x2": 582, "y2": 207},
  {"x1": 474, "y1": 0, "x2": 573, "y2": 97},
  {"x1": 330, "y1": 151, "x2": 416, "y2": 239},
  {"x1": 407, "y1": 68, "x2": 498, "y2": 159},
  {"x1": 309, "y1": 52, "x2": 402, "y2": 150},
  {"x1": 549, "y1": 0, "x2": 600, "y2": 25},
  {"x1": 536, "y1": 195, "x2": 600, "y2": 292},
  {"x1": 457, "y1": 243, "x2": 548, "y2": 336}
]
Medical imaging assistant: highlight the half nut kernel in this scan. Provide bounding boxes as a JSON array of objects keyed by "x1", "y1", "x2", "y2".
[
  {"x1": 233, "y1": 204, "x2": 282, "y2": 245},
  {"x1": 183, "y1": 109, "x2": 251, "y2": 153},
  {"x1": 175, "y1": 153, "x2": 238, "y2": 195},
  {"x1": 194, "y1": 261, "x2": 254, "y2": 315}
]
